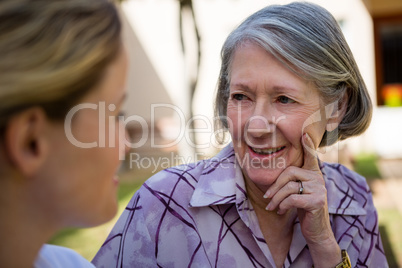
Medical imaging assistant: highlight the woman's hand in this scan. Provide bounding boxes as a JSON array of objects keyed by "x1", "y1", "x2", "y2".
[{"x1": 264, "y1": 133, "x2": 342, "y2": 267}]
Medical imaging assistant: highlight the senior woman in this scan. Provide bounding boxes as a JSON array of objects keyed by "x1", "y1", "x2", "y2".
[
  {"x1": 0, "y1": 0, "x2": 128, "y2": 267},
  {"x1": 93, "y1": 2, "x2": 387, "y2": 267}
]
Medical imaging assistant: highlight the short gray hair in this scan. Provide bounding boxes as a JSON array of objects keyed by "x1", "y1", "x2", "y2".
[{"x1": 214, "y1": 1, "x2": 372, "y2": 147}]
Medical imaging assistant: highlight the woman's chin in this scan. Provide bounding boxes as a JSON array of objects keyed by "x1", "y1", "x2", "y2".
[{"x1": 244, "y1": 166, "x2": 284, "y2": 189}]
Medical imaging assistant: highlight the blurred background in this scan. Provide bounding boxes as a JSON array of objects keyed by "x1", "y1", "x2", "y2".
[{"x1": 52, "y1": 0, "x2": 402, "y2": 266}]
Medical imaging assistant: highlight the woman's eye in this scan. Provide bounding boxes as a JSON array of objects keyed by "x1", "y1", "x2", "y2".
[
  {"x1": 277, "y1": 96, "x2": 295, "y2": 104},
  {"x1": 232, "y1": 94, "x2": 248, "y2": 101}
]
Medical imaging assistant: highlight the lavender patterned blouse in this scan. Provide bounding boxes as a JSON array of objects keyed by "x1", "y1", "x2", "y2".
[{"x1": 93, "y1": 144, "x2": 387, "y2": 268}]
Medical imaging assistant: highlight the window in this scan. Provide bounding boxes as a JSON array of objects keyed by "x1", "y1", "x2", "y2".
[{"x1": 374, "y1": 15, "x2": 402, "y2": 106}]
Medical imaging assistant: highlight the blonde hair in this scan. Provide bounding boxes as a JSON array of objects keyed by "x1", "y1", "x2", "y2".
[
  {"x1": 215, "y1": 2, "x2": 372, "y2": 147},
  {"x1": 0, "y1": 0, "x2": 121, "y2": 129}
]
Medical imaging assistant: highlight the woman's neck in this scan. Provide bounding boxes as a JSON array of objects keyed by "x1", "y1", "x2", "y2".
[{"x1": 0, "y1": 179, "x2": 58, "y2": 267}]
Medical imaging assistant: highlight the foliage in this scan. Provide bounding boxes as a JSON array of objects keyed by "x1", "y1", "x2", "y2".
[
  {"x1": 378, "y1": 208, "x2": 402, "y2": 267},
  {"x1": 353, "y1": 153, "x2": 382, "y2": 180}
]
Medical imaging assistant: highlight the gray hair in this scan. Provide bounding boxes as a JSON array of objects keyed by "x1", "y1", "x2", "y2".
[
  {"x1": 0, "y1": 0, "x2": 121, "y2": 131},
  {"x1": 214, "y1": 1, "x2": 372, "y2": 147}
]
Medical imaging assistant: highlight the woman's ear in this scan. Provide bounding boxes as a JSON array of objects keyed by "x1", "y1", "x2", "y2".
[
  {"x1": 5, "y1": 107, "x2": 49, "y2": 177},
  {"x1": 325, "y1": 91, "x2": 348, "y2": 132}
]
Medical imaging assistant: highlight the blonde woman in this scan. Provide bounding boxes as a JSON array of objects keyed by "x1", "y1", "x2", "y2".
[{"x1": 0, "y1": 0, "x2": 128, "y2": 267}]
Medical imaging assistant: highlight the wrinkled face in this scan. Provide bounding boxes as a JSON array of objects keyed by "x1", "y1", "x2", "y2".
[
  {"x1": 43, "y1": 48, "x2": 129, "y2": 227},
  {"x1": 226, "y1": 42, "x2": 329, "y2": 193}
]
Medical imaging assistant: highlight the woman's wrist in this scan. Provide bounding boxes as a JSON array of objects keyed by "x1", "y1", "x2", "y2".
[{"x1": 308, "y1": 237, "x2": 342, "y2": 268}]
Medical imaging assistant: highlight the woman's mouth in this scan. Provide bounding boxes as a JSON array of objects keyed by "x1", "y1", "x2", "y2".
[{"x1": 250, "y1": 146, "x2": 285, "y2": 155}]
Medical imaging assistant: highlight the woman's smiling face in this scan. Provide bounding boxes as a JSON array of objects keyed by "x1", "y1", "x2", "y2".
[{"x1": 227, "y1": 42, "x2": 329, "y2": 192}]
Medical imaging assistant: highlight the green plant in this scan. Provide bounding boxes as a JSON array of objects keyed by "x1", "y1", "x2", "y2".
[{"x1": 353, "y1": 153, "x2": 382, "y2": 180}]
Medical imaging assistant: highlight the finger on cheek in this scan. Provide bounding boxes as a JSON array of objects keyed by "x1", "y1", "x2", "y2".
[
  {"x1": 302, "y1": 133, "x2": 319, "y2": 170},
  {"x1": 302, "y1": 133, "x2": 315, "y2": 155}
]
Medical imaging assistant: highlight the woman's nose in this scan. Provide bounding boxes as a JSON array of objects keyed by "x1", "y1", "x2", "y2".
[
  {"x1": 246, "y1": 102, "x2": 277, "y2": 138},
  {"x1": 246, "y1": 115, "x2": 275, "y2": 138}
]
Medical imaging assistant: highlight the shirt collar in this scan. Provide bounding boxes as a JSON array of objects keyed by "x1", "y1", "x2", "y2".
[{"x1": 189, "y1": 143, "x2": 245, "y2": 207}]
